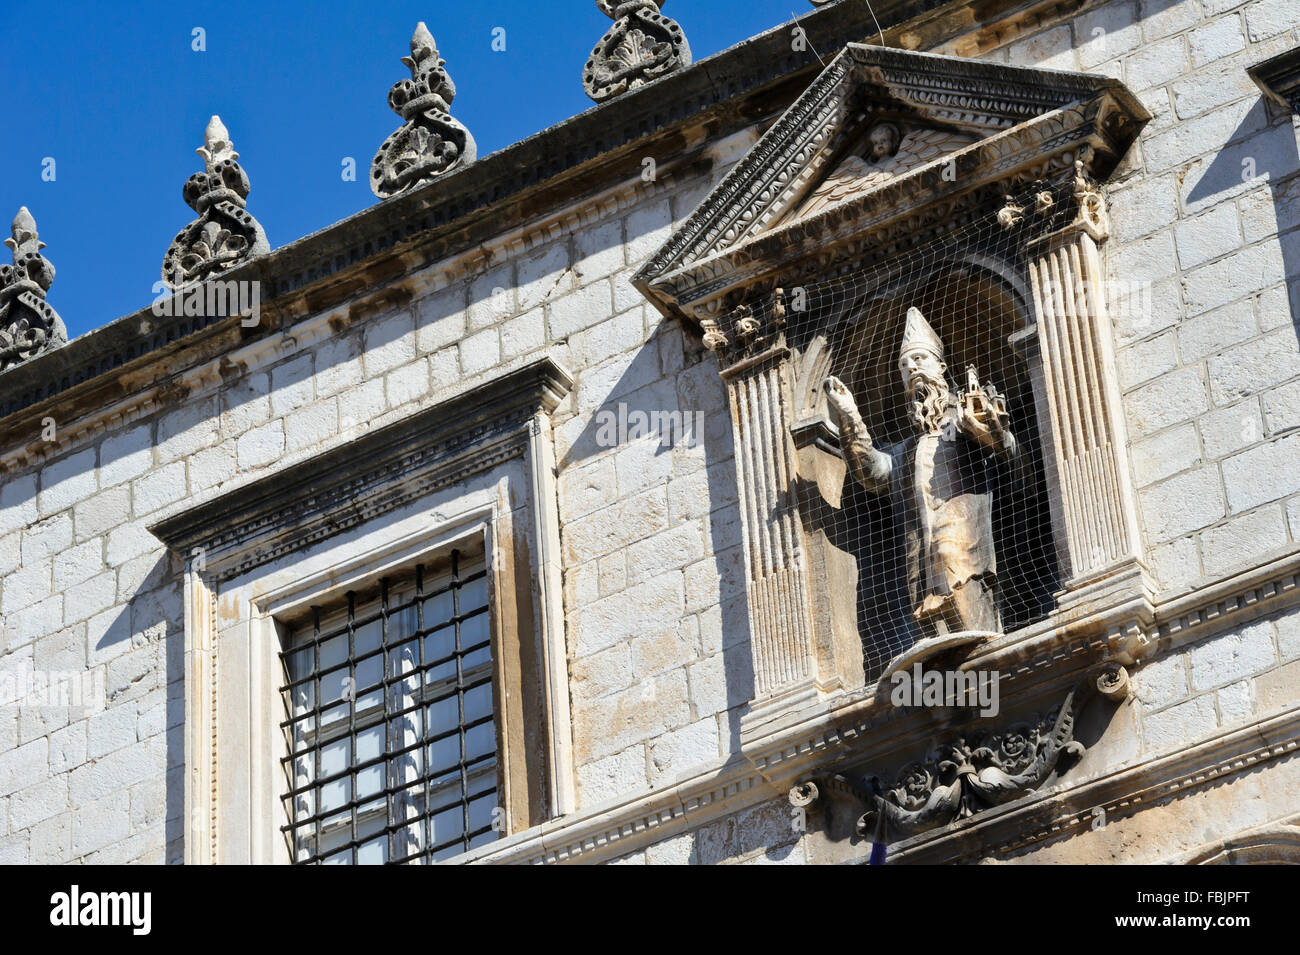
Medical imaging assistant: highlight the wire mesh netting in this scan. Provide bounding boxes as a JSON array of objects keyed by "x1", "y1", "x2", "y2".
[{"x1": 774, "y1": 169, "x2": 1086, "y2": 680}]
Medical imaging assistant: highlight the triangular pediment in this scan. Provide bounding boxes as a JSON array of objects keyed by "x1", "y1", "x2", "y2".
[
  {"x1": 634, "y1": 44, "x2": 1148, "y2": 321},
  {"x1": 776, "y1": 122, "x2": 979, "y2": 229}
]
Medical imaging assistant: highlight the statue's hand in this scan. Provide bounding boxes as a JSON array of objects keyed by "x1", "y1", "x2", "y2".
[
  {"x1": 960, "y1": 391, "x2": 1014, "y2": 454},
  {"x1": 823, "y1": 375, "x2": 864, "y2": 430}
]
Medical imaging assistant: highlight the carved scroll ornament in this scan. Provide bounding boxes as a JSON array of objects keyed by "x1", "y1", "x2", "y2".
[
  {"x1": 371, "y1": 22, "x2": 477, "y2": 198},
  {"x1": 161, "y1": 116, "x2": 269, "y2": 290},
  {"x1": 1, "y1": 207, "x2": 67, "y2": 371},
  {"x1": 583, "y1": 1, "x2": 691, "y2": 103},
  {"x1": 790, "y1": 665, "x2": 1129, "y2": 847}
]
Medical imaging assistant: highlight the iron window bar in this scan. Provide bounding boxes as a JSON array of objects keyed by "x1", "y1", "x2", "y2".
[{"x1": 279, "y1": 550, "x2": 500, "y2": 864}]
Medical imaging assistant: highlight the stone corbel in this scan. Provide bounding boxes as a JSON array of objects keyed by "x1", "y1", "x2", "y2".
[{"x1": 790, "y1": 664, "x2": 1130, "y2": 851}]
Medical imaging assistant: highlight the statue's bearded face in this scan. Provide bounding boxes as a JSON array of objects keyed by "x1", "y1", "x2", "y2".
[{"x1": 899, "y1": 348, "x2": 950, "y2": 432}]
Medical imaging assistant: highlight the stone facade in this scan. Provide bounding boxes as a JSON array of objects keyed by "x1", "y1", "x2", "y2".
[{"x1": 1, "y1": 0, "x2": 1299, "y2": 865}]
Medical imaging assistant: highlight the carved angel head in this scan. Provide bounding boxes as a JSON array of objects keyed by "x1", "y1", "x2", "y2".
[{"x1": 867, "y1": 122, "x2": 902, "y2": 162}]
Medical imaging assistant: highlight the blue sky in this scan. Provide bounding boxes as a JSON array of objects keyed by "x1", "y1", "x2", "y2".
[{"x1": 0, "y1": 0, "x2": 821, "y2": 339}]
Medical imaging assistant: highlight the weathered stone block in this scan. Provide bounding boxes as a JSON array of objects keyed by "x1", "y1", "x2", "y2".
[
  {"x1": 98, "y1": 426, "x2": 153, "y2": 491},
  {"x1": 1220, "y1": 431, "x2": 1300, "y2": 511},
  {"x1": 236, "y1": 421, "x2": 284, "y2": 471},
  {"x1": 576, "y1": 745, "x2": 647, "y2": 807},
  {"x1": 1188, "y1": 14, "x2": 1246, "y2": 68},
  {"x1": 1142, "y1": 693, "x2": 1217, "y2": 753},
  {"x1": 516, "y1": 242, "x2": 571, "y2": 312},
  {"x1": 467, "y1": 266, "x2": 515, "y2": 330},
  {"x1": 1125, "y1": 34, "x2": 1186, "y2": 91},
  {"x1": 1188, "y1": 619, "x2": 1278, "y2": 692},
  {"x1": 38, "y1": 449, "x2": 97, "y2": 518},
  {"x1": 1138, "y1": 465, "x2": 1225, "y2": 543},
  {"x1": 1075, "y1": 1, "x2": 1140, "y2": 69},
  {"x1": 1130, "y1": 422, "x2": 1200, "y2": 487},
  {"x1": 500, "y1": 307, "x2": 546, "y2": 360},
  {"x1": 1255, "y1": 657, "x2": 1300, "y2": 712},
  {"x1": 549, "y1": 280, "x2": 614, "y2": 342},
  {"x1": 1216, "y1": 679, "x2": 1254, "y2": 725},
  {"x1": 362, "y1": 309, "x2": 417, "y2": 378},
  {"x1": 570, "y1": 570, "x2": 684, "y2": 657},
  {"x1": 570, "y1": 643, "x2": 634, "y2": 701},
  {"x1": 21, "y1": 512, "x2": 72, "y2": 565},
  {"x1": 132, "y1": 460, "x2": 187, "y2": 516},
  {"x1": 1199, "y1": 504, "x2": 1288, "y2": 575},
  {"x1": 648, "y1": 717, "x2": 719, "y2": 786},
  {"x1": 459, "y1": 327, "x2": 500, "y2": 376},
  {"x1": 575, "y1": 218, "x2": 624, "y2": 282},
  {"x1": 1134, "y1": 650, "x2": 1189, "y2": 708},
  {"x1": 270, "y1": 353, "x2": 316, "y2": 416}
]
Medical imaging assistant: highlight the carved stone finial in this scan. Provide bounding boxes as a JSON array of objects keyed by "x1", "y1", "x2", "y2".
[
  {"x1": 370, "y1": 22, "x2": 477, "y2": 198},
  {"x1": 161, "y1": 116, "x2": 269, "y2": 290},
  {"x1": 1, "y1": 206, "x2": 67, "y2": 371},
  {"x1": 198, "y1": 115, "x2": 238, "y2": 169},
  {"x1": 583, "y1": 1, "x2": 691, "y2": 103}
]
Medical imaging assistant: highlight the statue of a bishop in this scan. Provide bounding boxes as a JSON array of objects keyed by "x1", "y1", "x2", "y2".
[{"x1": 824, "y1": 307, "x2": 1018, "y2": 640}]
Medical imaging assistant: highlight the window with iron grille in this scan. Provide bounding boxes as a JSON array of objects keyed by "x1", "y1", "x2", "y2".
[{"x1": 279, "y1": 544, "x2": 501, "y2": 864}]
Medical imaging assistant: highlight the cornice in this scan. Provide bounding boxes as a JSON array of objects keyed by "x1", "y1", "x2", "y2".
[
  {"x1": 1248, "y1": 45, "x2": 1300, "y2": 115},
  {"x1": 467, "y1": 550, "x2": 1300, "y2": 864},
  {"x1": 634, "y1": 43, "x2": 1148, "y2": 320},
  {"x1": 0, "y1": 0, "x2": 936, "y2": 426},
  {"x1": 148, "y1": 356, "x2": 572, "y2": 582}
]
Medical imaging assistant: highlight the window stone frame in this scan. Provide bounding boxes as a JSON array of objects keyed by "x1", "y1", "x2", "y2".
[{"x1": 150, "y1": 357, "x2": 575, "y2": 863}]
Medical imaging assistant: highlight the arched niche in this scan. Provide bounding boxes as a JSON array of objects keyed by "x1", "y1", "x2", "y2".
[{"x1": 819, "y1": 254, "x2": 1061, "y2": 677}]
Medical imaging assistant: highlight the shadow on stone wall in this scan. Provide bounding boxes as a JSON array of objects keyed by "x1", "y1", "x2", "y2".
[
  {"x1": 93, "y1": 551, "x2": 186, "y2": 863},
  {"x1": 558, "y1": 314, "x2": 755, "y2": 768},
  {"x1": 1185, "y1": 97, "x2": 1300, "y2": 328}
]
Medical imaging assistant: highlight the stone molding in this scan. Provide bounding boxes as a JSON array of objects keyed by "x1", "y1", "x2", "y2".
[
  {"x1": 148, "y1": 357, "x2": 573, "y2": 582},
  {"x1": 464, "y1": 552, "x2": 1300, "y2": 864},
  {"x1": 633, "y1": 43, "x2": 1148, "y2": 320},
  {"x1": 1248, "y1": 46, "x2": 1300, "y2": 115},
  {"x1": 1176, "y1": 815, "x2": 1300, "y2": 865}
]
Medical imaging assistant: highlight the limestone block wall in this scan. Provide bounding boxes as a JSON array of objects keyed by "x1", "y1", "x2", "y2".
[
  {"x1": 991, "y1": 0, "x2": 1300, "y2": 790},
  {"x1": 0, "y1": 124, "x2": 758, "y2": 862},
  {"x1": 615, "y1": 0, "x2": 1300, "y2": 866},
  {"x1": 4, "y1": 0, "x2": 1300, "y2": 868}
]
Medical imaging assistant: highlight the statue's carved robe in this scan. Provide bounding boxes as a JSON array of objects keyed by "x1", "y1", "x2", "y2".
[{"x1": 842, "y1": 408, "x2": 1006, "y2": 635}]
